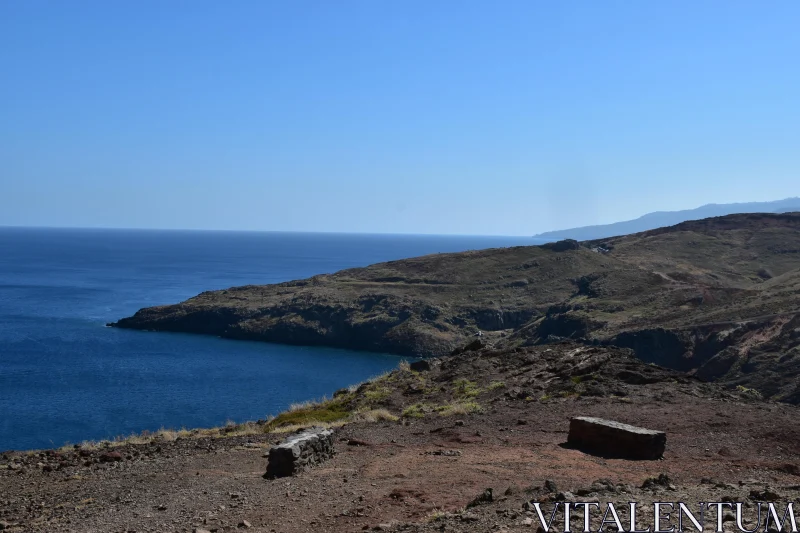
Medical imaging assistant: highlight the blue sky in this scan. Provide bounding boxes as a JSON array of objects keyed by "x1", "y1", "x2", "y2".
[{"x1": 1, "y1": 1, "x2": 798, "y2": 235}]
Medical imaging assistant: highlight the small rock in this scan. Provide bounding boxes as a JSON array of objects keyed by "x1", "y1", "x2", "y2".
[
  {"x1": 723, "y1": 512, "x2": 736, "y2": 523},
  {"x1": 238, "y1": 520, "x2": 252, "y2": 529},
  {"x1": 750, "y1": 488, "x2": 781, "y2": 501},
  {"x1": 544, "y1": 480, "x2": 558, "y2": 493},
  {"x1": 517, "y1": 419, "x2": 527, "y2": 425},
  {"x1": 193, "y1": 529, "x2": 213, "y2": 533},
  {"x1": 99, "y1": 451, "x2": 123, "y2": 463},
  {"x1": 642, "y1": 473, "x2": 672, "y2": 490},
  {"x1": 455, "y1": 420, "x2": 465, "y2": 427},
  {"x1": 230, "y1": 492, "x2": 241, "y2": 499},
  {"x1": 467, "y1": 488, "x2": 493, "y2": 507},
  {"x1": 426, "y1": 449, "x2": 461, "y2": 457}
]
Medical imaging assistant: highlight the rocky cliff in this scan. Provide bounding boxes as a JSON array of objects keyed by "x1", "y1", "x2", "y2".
[{"x1": 111, "y1": 213, "x2": 800, "y2": 403}]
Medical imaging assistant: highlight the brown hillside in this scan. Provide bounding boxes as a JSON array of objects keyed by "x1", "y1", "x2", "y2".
[{"x1": 112, "y1": 213, "x2": 800, "y2": 402}]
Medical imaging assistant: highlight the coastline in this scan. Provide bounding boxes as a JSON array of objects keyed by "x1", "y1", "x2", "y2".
[{"x1": 109, "y1": 213, "x2": 800, "y2": 405}]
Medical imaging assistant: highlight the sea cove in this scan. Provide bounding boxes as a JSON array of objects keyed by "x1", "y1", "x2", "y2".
[{"x1": 0, "y1": 227, "x2": 535, "y2": 450}]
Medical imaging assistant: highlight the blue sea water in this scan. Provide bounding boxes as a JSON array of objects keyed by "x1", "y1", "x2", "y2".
[{"x1": 0, "y1": 227, "x2": 536, "y2": 451}]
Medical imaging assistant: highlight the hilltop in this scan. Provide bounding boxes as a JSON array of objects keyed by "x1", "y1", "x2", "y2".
[
  {"x1": 112, "y1": 212, "x2": 800, "y2": 403},
  {"x1": 532, "y1": 197, "x2": 800, "y2": 241}
]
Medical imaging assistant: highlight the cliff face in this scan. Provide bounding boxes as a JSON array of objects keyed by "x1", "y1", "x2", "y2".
[
  {"x1": 116, "y1": 291, "x2": 462, "y2": 356},
  {"x1": 112, "y1": 244, "x2": 615, "y2": 355},
  {"x1": 112, "y1": 213, "x2": 800, "y2": 403}
]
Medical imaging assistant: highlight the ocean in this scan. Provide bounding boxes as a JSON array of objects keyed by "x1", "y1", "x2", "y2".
[{"x1": 0, "y1": 227, "x2": 536, "y2": 451}]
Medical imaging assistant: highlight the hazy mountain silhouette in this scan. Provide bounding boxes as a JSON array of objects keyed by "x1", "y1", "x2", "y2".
[{"x1": 533, "y1": 197, "x2": 800, "y2": 241}]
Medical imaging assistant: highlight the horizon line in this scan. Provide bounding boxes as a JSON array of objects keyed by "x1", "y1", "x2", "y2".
[{"x1": 0, "y1": 224, "x2": 542, "y2": 239}]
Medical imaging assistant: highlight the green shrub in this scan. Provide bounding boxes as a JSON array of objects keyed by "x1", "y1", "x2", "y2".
[
  {"x1": 453, "y1": 378, "x2": 482, "y2": 398},
  {"x1": 402, "y1": 403, "x2": 428, "y2": 418}
]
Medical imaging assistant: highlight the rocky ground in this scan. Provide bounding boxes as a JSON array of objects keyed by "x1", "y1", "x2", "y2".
[{"x1": 2, "y1": 342, "x2": 799, "y2": 532}]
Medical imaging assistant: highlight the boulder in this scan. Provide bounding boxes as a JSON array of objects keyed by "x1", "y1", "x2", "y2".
[
  {"x1": 409, "y1": 359, "x2": 431, "y2": 372},
  {"x1": 264, "y1": 427, "x2": 335, "y2": 478},
  {"x1": 567, "y1": 416, "x2": 665, "y2": 460},
  {"x1": 463, "y1": 339, "x2": 486, "y2": 352}
]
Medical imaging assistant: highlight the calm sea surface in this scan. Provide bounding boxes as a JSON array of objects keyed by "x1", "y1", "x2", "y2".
[{"x1": 0, "y1": 228, "x2": 536, "y2": 450}]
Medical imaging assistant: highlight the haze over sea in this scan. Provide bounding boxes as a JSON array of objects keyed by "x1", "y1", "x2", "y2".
[{"x1": 0, "y1": 228, "x2": 536, "y2": 450}]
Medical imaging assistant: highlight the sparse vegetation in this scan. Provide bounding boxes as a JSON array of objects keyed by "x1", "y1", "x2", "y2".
[
  {"x1": 362, "y1": 384, "x2": 391, "y2": 403},
  {"x1": 736, "y1": 385, "x2": 764, "y2": 399},
  {"x1": 453, "y1": 378, "x2": 481, "y2": 398},
  {"x1": 401, "y1": 403, "x2": 428, "y2": 418},
  {"x1": 487, "y1": 380, "x2": 506, "y2": 390}
]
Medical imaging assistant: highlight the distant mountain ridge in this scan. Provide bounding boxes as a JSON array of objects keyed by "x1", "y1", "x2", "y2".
[{"x1": 533, "y1": 197, "x2": 800, "y2": 241}]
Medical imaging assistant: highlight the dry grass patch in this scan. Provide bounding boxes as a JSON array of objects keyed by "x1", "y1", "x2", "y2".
[
  {"x1": 435, "y1": 400, "x2": 482, "y2": 416},
  {"x1": 352, "y1": 408, "x2": 399, "y2": 423},
  {"x1": 267, "y1": 420, "x2": 349, "y2": 435}
]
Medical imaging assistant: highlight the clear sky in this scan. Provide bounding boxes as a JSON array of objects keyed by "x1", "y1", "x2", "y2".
[{"x1": 1, "y1": 1, "x2": 798, "y2": 235}]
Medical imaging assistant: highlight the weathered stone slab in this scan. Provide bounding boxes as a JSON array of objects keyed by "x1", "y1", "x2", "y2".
[
  {"x1": 264, "y1": 427, "x2": 335, "y2": 479},
  {"x1": 567, "y1": 416, "x2": 665, "y2": 460}
]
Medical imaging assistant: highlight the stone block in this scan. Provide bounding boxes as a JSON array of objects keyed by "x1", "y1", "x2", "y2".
[
  {"x1": 264, "y1": 427, "x2": 335, "y2": 478},
  {"x1": 567, "y1": 416, "x2": 665, "y2": 460}
]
